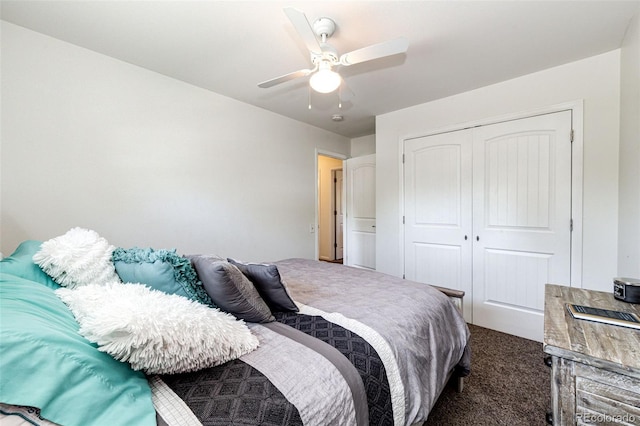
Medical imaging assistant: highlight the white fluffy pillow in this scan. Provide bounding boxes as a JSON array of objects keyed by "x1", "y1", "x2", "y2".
[
  {"x1": 33, "y1": 227, "x2": 120, "y2": 289},
  {"x1": 55, "y1": 282, "x2": 259, "y2": 374}
]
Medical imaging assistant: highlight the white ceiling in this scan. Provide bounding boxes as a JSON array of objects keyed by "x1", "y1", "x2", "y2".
[{"x1": 2, "y1": 1, "x2": 638, "y2": 138}]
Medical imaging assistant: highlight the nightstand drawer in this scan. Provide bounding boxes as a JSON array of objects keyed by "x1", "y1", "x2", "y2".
[{"x1": 575, "y1": 363, "x2": 640, "y2": 425}]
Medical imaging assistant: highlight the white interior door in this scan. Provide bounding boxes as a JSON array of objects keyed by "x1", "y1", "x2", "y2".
[
  {"x1": 472, "y1": 111, "x2": 572, "y2": 341},
  {"x1": 404, "y1": 130, "x2": 473, "y2": 321},
  {"x1": 345, "y1": 154, "x2": 376, "y2": 270}
]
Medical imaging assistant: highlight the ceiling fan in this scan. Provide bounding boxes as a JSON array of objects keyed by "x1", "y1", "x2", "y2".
[{"x1": 258, "y1": 8, "x2": 409, "y2": 95}]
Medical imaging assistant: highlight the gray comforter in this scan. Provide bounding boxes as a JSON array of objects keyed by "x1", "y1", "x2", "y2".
[
  {"x1": 273, "y1": 259, "x2": 470, "y2": 425},
  {"x1": 152, "y1": 259, "x2": 470, "y2": 426}
]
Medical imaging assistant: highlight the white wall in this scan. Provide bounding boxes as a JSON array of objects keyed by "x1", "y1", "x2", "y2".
[
  {"x1": 0, "y1": 22, "x2": 350, "y2": 260},
  {"x1": 618, "y1": 10, "x2": 640, "y2": 278},
  {"x1": 350, "y1": 134, "x2": 376, "y2": 157},
  {"x1": 377, "y1": 51, "x2": 621, "y2": 292}
]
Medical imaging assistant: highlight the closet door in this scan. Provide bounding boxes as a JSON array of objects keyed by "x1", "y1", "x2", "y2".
[
  {"x1": 404, "y1": 110, "x2": 573, "y2": 340},
  {"x1": 404, "y1": 130, "x2": 473, "y2": 321},
  {"x1": 472, "y1": 111, "x2": 572, "y2": 341}
]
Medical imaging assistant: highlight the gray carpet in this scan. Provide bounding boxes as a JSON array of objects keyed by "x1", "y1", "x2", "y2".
[{"x1": 424, "y1": 324, "x2": 550, "y2": 426}]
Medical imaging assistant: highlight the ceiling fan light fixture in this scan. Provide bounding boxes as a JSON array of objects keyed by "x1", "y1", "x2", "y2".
[{"x1": 309, "y1": 63, "x2": 341, "y2": 93}]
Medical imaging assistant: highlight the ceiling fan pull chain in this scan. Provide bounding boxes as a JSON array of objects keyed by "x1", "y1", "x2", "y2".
[{"x1": 308, "y1": 85, "x2": 312, "y2": 110}]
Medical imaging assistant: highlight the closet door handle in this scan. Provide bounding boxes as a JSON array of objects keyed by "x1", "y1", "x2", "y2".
[
  {"x1": 464, "y1": 235, "x2": 468, "y2": 241},
  {"x1": 476, "y1": 236, "x2": 480, "y2": 241}
]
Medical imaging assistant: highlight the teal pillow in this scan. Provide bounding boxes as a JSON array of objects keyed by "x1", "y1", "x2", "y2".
[
  {"x1": 113, "y1": 247, "x2": 214, "y2": 306},
  {"x1": 0, "y1": 273, "x2": 156, "y2": 426},
  {"x1": 0, "y1": 240, "x2": 59, "y2": 289}
]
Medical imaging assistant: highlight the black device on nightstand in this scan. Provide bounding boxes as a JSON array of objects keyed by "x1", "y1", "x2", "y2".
[{"x1": 613, "y1": 277, "x2": 640, "y2": 304}]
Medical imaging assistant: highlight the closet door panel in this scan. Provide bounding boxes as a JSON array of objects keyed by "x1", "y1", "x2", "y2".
[
  {"x1": 404, "y1": 130, "x2": 473, "y2": 321},
  {"x1": 472, "y1": 111, "x2": 572, "y2": 341}
]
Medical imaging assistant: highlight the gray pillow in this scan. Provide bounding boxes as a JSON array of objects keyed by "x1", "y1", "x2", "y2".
[
  {"x1": 189, "y1": 255, "x2": 274, "y2": 323},
  {"x1": 228, "y1": 258, "x2": 298, "y2": 313}
]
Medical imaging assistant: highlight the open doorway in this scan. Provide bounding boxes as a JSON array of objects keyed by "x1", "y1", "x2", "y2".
[{"x1": 318, "y1": 154, "x2": 344, "y2": 263}]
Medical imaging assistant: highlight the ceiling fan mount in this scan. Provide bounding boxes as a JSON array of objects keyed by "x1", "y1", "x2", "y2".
[
  {"x1": 258, "y1": 8, "x2": 409, "y2": 95},
  {"x1": 309, "y1": 18, "x2": 339, "y2": 66},
  {"x1": 312, "y1": 17, "x2": 336, "y2": 40}
]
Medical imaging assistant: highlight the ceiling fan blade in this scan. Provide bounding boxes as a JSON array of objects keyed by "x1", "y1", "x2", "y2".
[
  {"x1": 258, "y1": 69, "x2": 313, "y2": 88},
  {"x1": 339, "y1": 37, "x2": 409, "y2": 66},
  {"x1": 284, "y1": 7, "x2": 322, "y2": 54}
]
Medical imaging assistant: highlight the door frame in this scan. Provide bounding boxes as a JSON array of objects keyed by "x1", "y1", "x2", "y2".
[
  {"x1": 400, "y1": 100, "x2": 584, "y2": 289},
  {"x1": 332, "y1": 168, "x2": 344, "y2": 260},
  {"x1": 315, "y1": 149, "x2": 348, "y2": 261}
]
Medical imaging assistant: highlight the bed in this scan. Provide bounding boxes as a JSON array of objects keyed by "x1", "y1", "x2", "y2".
[{"x1": 0, "y1": 231, "x2": 470, "y2": 426}]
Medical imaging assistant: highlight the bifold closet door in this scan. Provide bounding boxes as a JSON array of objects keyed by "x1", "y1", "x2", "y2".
[
  {"x1": 404, "y1": 110, "x2": 572, "y2": 340},
  {"x1": 404, "y1": 130, "x2": 473, "y2": 322},
  {"x1": 472, "y1": 111, "x2": 572, "y2": 341}
]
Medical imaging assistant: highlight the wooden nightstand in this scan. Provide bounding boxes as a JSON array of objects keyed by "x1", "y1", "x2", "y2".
[{"x1": 543, "y1": 284, "x2": 640, "y2": 425}]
